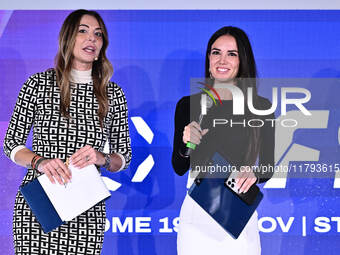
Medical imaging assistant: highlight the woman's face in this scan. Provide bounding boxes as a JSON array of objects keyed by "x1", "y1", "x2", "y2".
[
  {"x1": 72, "y1": 14, "x2": 103, "y2": 70},
  {"x1": 209, "y1": 35, "x2": 240, "y2": 82}
]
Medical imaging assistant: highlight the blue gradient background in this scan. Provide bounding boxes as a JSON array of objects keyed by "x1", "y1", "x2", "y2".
[{"x1": 1, "y1": 10, "x2": 340, "y2": 254}]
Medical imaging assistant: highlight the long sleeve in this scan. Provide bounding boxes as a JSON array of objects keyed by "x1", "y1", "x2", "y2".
[
  {"x1": 172, "y1": 96, "x2": 191, "y2": 176},
  {"x1": 108, "y1": 83, "x2": 132, "y2": 170},
  {"x1": 3, "y1": 74, "x2": 38, "y2": 160},
  {"x1": 257, "y1": 97, "x2": 275, "y2": 183}
]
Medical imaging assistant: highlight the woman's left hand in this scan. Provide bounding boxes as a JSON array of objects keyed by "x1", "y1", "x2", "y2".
[
  {"x1": 236, "y1": 166, "x2": 258, "y2": 193},
  {"x1": 70, "y1": 145, "x2": 105, "y2": 169}
]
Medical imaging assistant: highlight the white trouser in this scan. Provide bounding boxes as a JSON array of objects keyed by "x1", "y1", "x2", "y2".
[{"x1": 177, "y1": 194, "x2": 261, "y2": 255}]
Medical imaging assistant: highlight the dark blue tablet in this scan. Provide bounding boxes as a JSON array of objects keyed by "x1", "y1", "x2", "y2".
[{"x1": 188, "y1": 152, "x2": 263, "y2": 239}]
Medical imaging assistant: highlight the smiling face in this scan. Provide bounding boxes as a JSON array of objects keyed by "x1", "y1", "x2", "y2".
[
  {"x1": 72, "y1": 14, "x2": 103, "y2": 70},
  {"x1": 209, "y1": 35, "x2": 240, "y2": 82}
]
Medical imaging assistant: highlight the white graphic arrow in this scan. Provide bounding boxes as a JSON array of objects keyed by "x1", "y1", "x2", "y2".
[
  {"x1": 102, "y1": 116, "x2": 155, "y2": 191},
  {"x1": 102, "y1": 176, "x2": 122, "y2": 191},
  {"x1": 131, "y1": 116, "x2": 154, "y2": 144},
  {"x1": 131, "y1": 154, "x2": 155, "y2": 182}
]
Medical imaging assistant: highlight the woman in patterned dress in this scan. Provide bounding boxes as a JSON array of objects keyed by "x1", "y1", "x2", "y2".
[{"x1": 3, "y1": 9, "x2": 131, "y2": 254}]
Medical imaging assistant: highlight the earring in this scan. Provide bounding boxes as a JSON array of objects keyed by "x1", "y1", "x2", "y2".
[{"x1": 94, "y1": 56, "x2": 98, "y2": 61}]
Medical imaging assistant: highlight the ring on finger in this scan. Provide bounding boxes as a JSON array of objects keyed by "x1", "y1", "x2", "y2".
[{"x1": 85, "y1": 155, "x2": 90, "y2": 161}]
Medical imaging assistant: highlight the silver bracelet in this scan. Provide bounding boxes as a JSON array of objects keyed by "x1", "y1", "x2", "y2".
[{"x1": 103, "y1": 153, "x2": 111, "y2": 170}]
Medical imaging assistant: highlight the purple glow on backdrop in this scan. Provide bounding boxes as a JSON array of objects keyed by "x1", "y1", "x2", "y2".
[{"x1": 0, "y1": 122, "x2": 8, "y2": 145}]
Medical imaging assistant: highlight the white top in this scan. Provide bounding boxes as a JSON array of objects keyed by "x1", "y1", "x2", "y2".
[{"x1": 70, "y1": 68, "x2": 92, "y2": 84}]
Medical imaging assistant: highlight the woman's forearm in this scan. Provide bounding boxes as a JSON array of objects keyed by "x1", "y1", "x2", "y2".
[{"x1": 13, "y1": 148, "x2": 36, "y2": 168}]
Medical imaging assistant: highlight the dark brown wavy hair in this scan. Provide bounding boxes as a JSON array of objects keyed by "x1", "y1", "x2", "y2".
[{"x1": 55, "y1": 9, "x2": 113, "y2": 126}]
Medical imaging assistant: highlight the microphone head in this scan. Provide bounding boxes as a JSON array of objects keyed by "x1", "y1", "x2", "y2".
[
  {"x1": 200, "y1": 93, "x2": 214, "y2": 116},
  {"x1": 206, "y1": 95, "x2": 214, "y2": 109}
]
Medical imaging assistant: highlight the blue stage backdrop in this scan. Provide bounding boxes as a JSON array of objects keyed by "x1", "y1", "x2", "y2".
[{"x1": 1, "y1": 10, "x2": 340, "y2": 255}]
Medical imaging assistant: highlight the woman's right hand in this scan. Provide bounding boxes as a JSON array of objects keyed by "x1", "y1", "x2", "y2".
[
  {"x1": 37, "y1": 159, "x2": 72, "y2": 185},
  {"x1": 182, "y1": 121, "x2": 209, "y2": 146}
]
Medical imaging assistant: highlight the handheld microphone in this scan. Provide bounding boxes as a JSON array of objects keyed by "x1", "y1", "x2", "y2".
[{"x1": 184, "y1": 94, "x2": 213, "y2": 157}]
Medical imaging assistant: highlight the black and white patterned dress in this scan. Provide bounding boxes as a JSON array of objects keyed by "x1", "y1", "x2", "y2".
[{"x1": 3, "y1": 69, "x2": 131, "y2": 255}]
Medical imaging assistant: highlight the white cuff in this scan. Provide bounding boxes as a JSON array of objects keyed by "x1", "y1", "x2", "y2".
[
  {"x1": 10, "y1": 145, "x2": 27, "y2": 163},
  {"x1": 116, "y1": 153, "x2": 126, "y2": 172}
]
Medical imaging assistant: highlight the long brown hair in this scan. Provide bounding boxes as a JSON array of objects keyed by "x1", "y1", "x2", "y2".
[
  {"x1": 55, "y1": 9, "x2": 113, "y2": 126},
  {"x1": 205, "y1": 26, "x2": 260, "y2": 166}
]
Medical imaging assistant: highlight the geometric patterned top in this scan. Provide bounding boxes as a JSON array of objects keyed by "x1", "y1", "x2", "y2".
[{"x1": 3, "y1": 69, "x2": 131, "y2": 169}]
